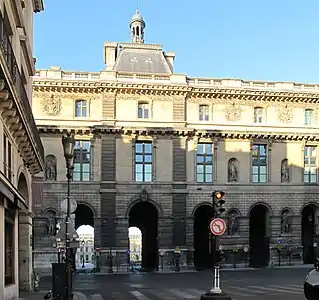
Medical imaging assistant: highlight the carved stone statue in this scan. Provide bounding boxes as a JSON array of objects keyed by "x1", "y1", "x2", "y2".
[
  {"x1": 281, "y1": 159, "x2": 289, "y2": 183},
  {"x1": 140, "y1": 188, "x2": 148, "y2": 202},
  {"x1": 45, "y1": 155, "x2": 57, "y2": 181},
  {"x1": 228, "y1": 212, "x2": 239, "y2": 235},
  {"x1": 228, "y1": 158, "x2": 239, "y2": 182},
  {"x1": 45, "y1": 210, "x2": 57, "y2": 236},
  {"x1": 281, "y1": 211, "x2": 291, "y2": 234}
]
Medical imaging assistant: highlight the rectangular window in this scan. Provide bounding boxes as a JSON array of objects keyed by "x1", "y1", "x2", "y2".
[
  {"x1": 254, "y1": 107, "x2": 263, "y2": 124},
  {"x1": 304, "y1": 146, "x2": 317, "y2": 183},
  {"x1": 199, "y1": 105, "x2": 209, "y2": 121},
  {"x1": 252, "y1": 144, "x2": 267, "y2": 183},
  {"x1": 135, "y1": 141, "x2": 152, "y2": 182},
  {"x1": 196, "y1": 143, "x2": 213, "y2": 183},
  {"x1": 75, "y1": 100, "x2": 87, "y2": 117},
  {"x1": 3, "y1": 133, "x2": 13, "y2": 182},
  {"x1": 5, "y1": 208, "x2": 15, "y2": 286},
  {"x1": 73, "y1": 140, "x2": 91, "y2": 181},
  {"x1": 305, "y1": 109, "x2": 313, "y2": 126},
  {"x1": 138, "y1": 103, "x2": 149, "y2": 119},
  {"x1": 85, "y1": 255, "x2": 89, "y2": 262}
]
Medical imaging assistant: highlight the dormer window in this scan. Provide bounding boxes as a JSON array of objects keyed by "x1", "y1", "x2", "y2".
[
  {"x1": 305, "y1": 109, "x2": 313, "y2": 126},
  {"x1": 254, "y1": 107, "x2": 264, "y2": 124},
  {"x1": 199, "y1": 104, "x2": 209, "y2": 121},
  {"x1": 75, "y1": 100, "x2": 88, "y2": 117},
  {"x1": 138, "y1": 102, "x2": 149, "y2": 119}
]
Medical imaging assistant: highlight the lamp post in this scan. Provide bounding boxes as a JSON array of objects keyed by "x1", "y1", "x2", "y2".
[
  {"x1": 62, "y1": 133, "x2": 75, "y2": 300},
  {"x1": 82, "y1": 239, "x2": 85, "y2": 268}
]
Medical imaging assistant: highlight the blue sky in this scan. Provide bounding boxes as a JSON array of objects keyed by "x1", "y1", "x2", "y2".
[{"x1": 34, "y1": 0, "x2": 319, "y2": 83}]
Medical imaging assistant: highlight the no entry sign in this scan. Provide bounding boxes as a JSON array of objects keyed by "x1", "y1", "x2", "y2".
[{"x1": 210, "y1": 218, "x2": 226, "y2": 236}]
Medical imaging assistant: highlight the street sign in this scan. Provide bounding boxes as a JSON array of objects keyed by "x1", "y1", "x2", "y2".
[
  {"x1": 243, "y1": 246, "x2": 249, "y2": 252},
  {"x1": 277, "y1": 239, "x2": 283, "y2": 244},
  {"x1": 126, "y1": 249, "x2": 130, "y2": 255},
  {"x1": 61, "y1": 197, "x2": 77, "y2": 214},
  {"x1": 219, "y1": 245, "x2": 224, "y2": 250},
  {"x1": 159, "y1": 250, "x2": 165, "y2": 256},
  {"x1": 210, "y1": 218, "x2": 226, "y2": 236}
]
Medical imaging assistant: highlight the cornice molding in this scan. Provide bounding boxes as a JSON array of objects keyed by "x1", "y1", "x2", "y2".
[
  {"x1": 37, "y1": 125, "x2": 319, "y2": 142},
  {"x1": 32, "y1": 81, "x2": 319, "y2": 103}
]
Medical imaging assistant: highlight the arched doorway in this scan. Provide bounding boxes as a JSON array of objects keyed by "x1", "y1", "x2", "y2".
[
  {"x1": 17, "y1": 173, "x2": 28, "y2": 204},
  {"x1": 73, "y1": 204, "x2": 95, "y2": 270},
  {"x1": 302, "y1": 204, "x2": 317, "y2": 264},
  {"x1": 249, "y1": 203, "x2": 270, "y2": 268},
  {"x1": 193, "y1": 204, "x2": 214, "y2": 270},
  {"x1": 129, "y1": 201, "x2": 158, "y2": 271},
  {"x1": 17, "y1": 172, "x2": 30, "y2": 290}
]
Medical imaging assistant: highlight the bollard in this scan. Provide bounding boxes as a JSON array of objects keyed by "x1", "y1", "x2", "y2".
[
  {"x1": 108, "y1": 248, "x2": 113, "y2": 273},
  {"x1": 174, "y1": 247, "x2": 181, "y2": 272}
]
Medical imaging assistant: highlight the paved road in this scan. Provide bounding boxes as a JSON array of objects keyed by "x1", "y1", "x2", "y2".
[{"x1": 31, "y1": 268, "x2": 311, "y2": 300}]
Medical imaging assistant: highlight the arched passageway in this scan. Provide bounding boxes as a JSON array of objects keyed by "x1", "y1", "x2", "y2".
[
  {"x1": 249, "y1": 204, "x2": 270, "y2": 268},
  {"x1": 302, "y1": 204, "x2": 317, "y2": 264},
  {"x1": 193, "y1": 204, "x2": 214, "y2": 270},
  {"x1": 129, "y1": 201, "x2": 158, "y2": 271},
  {"x1": 75, "y1": 203, "x2": 94, "y2": 230}
]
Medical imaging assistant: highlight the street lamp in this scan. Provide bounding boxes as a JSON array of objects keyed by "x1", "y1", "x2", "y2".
[
  {"x1": 81, "y1": 239, "x2": 85, "y2": 268},
  {"x1": 62, "y1": 133, "x2": 75, "y2": 300}
]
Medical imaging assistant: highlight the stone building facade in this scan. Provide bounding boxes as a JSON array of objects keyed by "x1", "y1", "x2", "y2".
[
  {"x1": 0, "y1": 0, "x2": 44, "y2": 298},
  {"x1": 32, "y1": 10, "x2": 319, "y2": 273}
]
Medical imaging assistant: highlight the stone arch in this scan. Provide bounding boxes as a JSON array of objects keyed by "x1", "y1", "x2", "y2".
[
  {"x1": 74, "y1": 202, "x2": 95, "y2": 229},
  {"x1": 280, "y1": 207, "x2": 293, "y2": 216},
  {"x1": 191, "y1": 201, "x2": 213, "y2": 217},
  {"x1": 45, "y1": 154, "x2": 57, "y2": 181},
  {"x1": 300, "y1": 202, "x2": 319, "y2": 215},
  {"x1": 43, "y1": 207, "x2": 58, "y2": 215},
  {"x1": 228, "y1": 157, "x2": 239, "y2": 182},
  {"x1": 17, "y1": 172, "x2": 29, "y2": 205},
  {"x1": 247, "y1": 202, "x2": 273, "y2": 217},
  {"x1": 126, "y1": 198, "x2": 163, "y2": 218},
  {"x1": 76, "y1": 201, "x2": 96, "y2": 217}
]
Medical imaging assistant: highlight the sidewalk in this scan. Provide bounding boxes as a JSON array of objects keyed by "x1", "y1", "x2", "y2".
[{"x1": 18, "y1": 291, "x2": 47, "y2": 300}]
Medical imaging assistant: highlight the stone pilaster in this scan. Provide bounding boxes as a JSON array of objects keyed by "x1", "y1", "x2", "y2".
[
  {"x1": 18, "y1": 212, "x2": 32, "y2": 291},
  {"x1": 116, "y1": 217, "x2": 129, "y2": 248},
  {"x1": 100, "y1": 135, "x2": 116, "y2": 248},
  {"x1": 172, "y1": 95, "x2": 186, "y2": 125},
  {"x1": 102, "y1": 92, "x2": 116, "y2": 120},
  {"x1": 158, "y1": 217, "x2": 172, "y2": 248}
]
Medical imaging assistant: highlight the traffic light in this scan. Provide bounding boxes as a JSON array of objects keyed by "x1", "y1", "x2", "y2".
[{"x1": 213, "y1": 191, "x2": 225, "y2": 216}]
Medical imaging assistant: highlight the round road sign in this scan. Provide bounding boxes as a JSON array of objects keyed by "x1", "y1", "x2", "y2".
[
  {"x1": 210, "y1": 218, "x2": 226, "y2": 236},
  {"x1": 61, "y1": 197, "x2": 77, "y2": 214}
]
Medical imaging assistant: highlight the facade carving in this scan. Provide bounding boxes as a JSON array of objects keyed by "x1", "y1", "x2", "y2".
[
  {"x1": 224, "y1": 103, "x2": 242, "y2": 121},
  {"x1": 41, "y1": 94, "x2": 62, "y2": 116},
  {"x1": 277, "y1": 105, "x2": 293, "y2": 123}
]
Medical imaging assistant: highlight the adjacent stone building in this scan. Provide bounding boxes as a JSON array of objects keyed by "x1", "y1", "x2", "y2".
[
  {"x1": 32, "y1": 10, "x2": 319, "y2": 273},
  {"x1": 0, "y1": 0, "x2": 44, "y2": 298}
]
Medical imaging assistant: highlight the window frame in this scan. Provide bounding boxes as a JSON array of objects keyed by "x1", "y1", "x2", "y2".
[
  {"x1": 137, "y1": 102, "x2": 150, "y2": 119},
  {"x1": 251, "y1": 144, "x2": 267, "y2": 183},
  {"x1": 75, "y1": 99, "x2": 88, "y2": 118},
  {"x1": 3, "y1": 132, "x2": 13, "y2": 183},
  {"x1": 305, "y1": 109, "x2": 313, "y2": 126},
  {"x1": 134, "y1": 141, "x2": 153, "y2": 182},
  {"x1": 304, "y1": 145, "x2": 317, "y2": 184},
  {"x1": 199, "y1": 104, "x2": 209, "y2": 121},
  {"x1": 73, "y1": 140, "x2": 92, "y2": 182},
  {"x1": 196, "y1": 143, "x2": 213, "y2": 183}
]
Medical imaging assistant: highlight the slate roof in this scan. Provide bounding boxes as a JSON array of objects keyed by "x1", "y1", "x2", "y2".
[{"x1": 113, "y1": 47, "x2": 172, "y2": 74}]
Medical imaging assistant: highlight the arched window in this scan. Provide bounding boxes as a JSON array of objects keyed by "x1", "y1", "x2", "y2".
[
  {"x1": 75, "y1": 100, "x2": 88, "y2": 117},
  {"x1": 138, "y1": 102, "x2": 149, "y2": 119},
  {"x1": 254, "y1": 107, "x2": 264, "y2": 124}
]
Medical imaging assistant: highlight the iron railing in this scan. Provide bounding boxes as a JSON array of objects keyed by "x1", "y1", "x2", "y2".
[{"x1": 0, "y1": 13, "x2": 44, "y2": 166}]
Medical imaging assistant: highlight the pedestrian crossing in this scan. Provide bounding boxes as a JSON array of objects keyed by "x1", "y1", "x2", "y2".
[{"x1": 73, "y1": 284, "x2": 304, "y2": 300}]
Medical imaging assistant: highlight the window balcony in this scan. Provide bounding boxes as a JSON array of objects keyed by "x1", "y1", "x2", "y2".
[{"x1": 0, "y1": 13, "x2": 44, "y2": 173}]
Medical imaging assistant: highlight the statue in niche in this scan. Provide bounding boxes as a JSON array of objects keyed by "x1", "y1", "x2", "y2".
[
  {"x1": 45, "y1": 210, "x2": 57, "y2": 236},
  {"x1": 228, "y1": 158, "x2": 239, "y2": 182},
  {"x1": 45, "y1": 155, "x2": 57, "y2": 181},
  {"x1": 281, "y1": 210, "x2": 292, "y2": 234},
  {"x1": 140, "y1": 188, "x2": 148, "y2": 202},
  {"x1": 228, "y1": 211, "x2": 239, "y2": 235},
  {"x1": 281, "y1": 159, "x2": 289, "y2": 183}
]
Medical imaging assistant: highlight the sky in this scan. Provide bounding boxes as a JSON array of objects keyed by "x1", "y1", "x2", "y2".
[
  {"x1": 34, "y1": 0, "x2": 319, "y2": 83},
  {"x1": 77, "y1": 225, "x2": 141, "y2": 236}
]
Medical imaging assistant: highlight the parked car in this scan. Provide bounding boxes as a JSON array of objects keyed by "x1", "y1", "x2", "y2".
[{"x1": 304, "y1": 259, "x2": 319, "y2": 300}]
